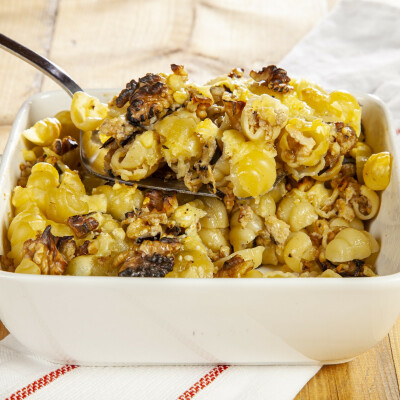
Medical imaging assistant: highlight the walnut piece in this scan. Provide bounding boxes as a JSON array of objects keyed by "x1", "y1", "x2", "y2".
[
  {"x1": 250, "y1": 65, "x2": 292, "y2": 93},
  {"x1": 228, "y1": 67, "x2": 244, "y2": 79},
  {"x1": 22, "y1": 226, "x2": 68, "y2": 275},
  {"x1": 214, "y1": 255, "x2": 254, "y2": 278},
  {"x1": 335, "y1": 122, "x2": 358, "y2": 155},
  {"x1": 53, "y1": 136, "x2": 78, "y2": 155},
  {"x1": 116, "y1": 237, "x2": 181, "y2": 277},
  {"x1": 265, "y1": 215, "x2": 290, "y2": 246},
  {"x1": 116, "y1": 73, "x2": 174, "y2": 126},
  {"x1": 142, "y1": 190, "x2": 178, "y2": 216},
  {"x1": 67, "y1": 214, "x2": 99, "y2": 238},
  {"x1": 322, "y1": 259, "x2": 374, "y2": 277},
  {"x1": 223, "y1": 99, "x2": 245, "y2": 131}
]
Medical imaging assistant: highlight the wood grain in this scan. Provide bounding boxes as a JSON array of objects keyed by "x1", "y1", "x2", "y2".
[
  {"x1": 389, "y1": 317, "x2": 400, "y2": 388},
  {"x1": 0, "y1": 0, "x2": 58, "y2": 125},
  {"x1": 1, "y1": 1, "x2": 400, "y2": 399},
  {"x1": 296, "y1": 321, "x2": 400, "y2": 400}
]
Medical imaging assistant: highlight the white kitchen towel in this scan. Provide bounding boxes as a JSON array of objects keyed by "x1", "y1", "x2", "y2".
[
  {"x1": 0, "y1": 336, "x2": 319, "y2": 400},
  {"x1": 2, "y1": 0, "x2": 400, "y2": 399}
]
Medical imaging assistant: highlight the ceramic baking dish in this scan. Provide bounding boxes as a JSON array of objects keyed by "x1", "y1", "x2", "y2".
[{"x1": 0, "y1": 90, "x2": 399, "y2": 366}]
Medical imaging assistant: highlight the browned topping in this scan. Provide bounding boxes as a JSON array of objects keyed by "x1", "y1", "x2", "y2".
[
  {"x1": 22, "y1": 226, "x2": 68, "y2": 275},
  {"x1": 116, "y1": 73, "x2": 173, "y2": 126},
  {"x1": 56, "y1": 236, "x2": 77, "y2": 262},
  {"x1": 187, "y1": 89, "x2": 213, "y2": 119},
  {"x1": 142, "y1": 190, "x2": 178, "y2": 216},
  {"x1": 335, "y1": 122, "x2": 358, "y2": 155},
  {"x1": 215, "y1": 255, "x2": 254, "y2": 278},
  {"x1": 210, "y1": 86, "x2": 225, "y2": 104},
  {"x1": 53, "y1": 136, "x2": 78, "y2": 155},
  {"x1": 116, "y1": 237, "x2": 181, "y2": 277},
  {"x1": 223, "y1": 99, "x2": 245, "y2": 131},
  {"x1": 228, "y1": 67, "x2": 244, "y2": 79},
  {"x1": 264, "y1": 215, "x2": 290, "y2": 247},
  {"x1": 17, "y1": 161, "x2": 34, "y2": 187},
  {"x1": 138, "y1": 237, "x2": 181, "y2": 256},
  {"x1": 340, "y1": 162, "x2": 356, "y2": 178},
  {"x1": 250, "y1": 65, "x2": 292, "y2": 93},
  {"x1": 0, "y1": 255, "x2": 15, "y2": 272},
  {"x1": 67, "y1": 214, "x2": 99, "y2": 238},
  {"x1": 76, "y1": 240, "x2": 98, "y2": 256},
  {"x1": 238, "y1": 204, "x2": 254, "y2": 226},
  {"x1": 355, "y1": 195, "x2": 372, "y2": 216},
  {"x1": 286, "y1": 176, "x2": 315, "y2": 192},
  {"x1": 324, "y1": 259, "x2": 372, "y2": 277},
  {"x1": 222, "y1": 183, "x2": 235, "y2": 212},
  {"x1": 170, "y1": 64, "x2": 188, "y2": 77}
]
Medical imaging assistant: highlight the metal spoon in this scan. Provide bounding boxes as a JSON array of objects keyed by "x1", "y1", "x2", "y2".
[{"x1": 0, "y1": 33, "x2": 285, "y2": 198}]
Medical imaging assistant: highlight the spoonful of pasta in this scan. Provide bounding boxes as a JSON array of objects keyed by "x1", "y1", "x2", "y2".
[{"x1": 0, "y1": 33, "x2": 285, "y2": 199}]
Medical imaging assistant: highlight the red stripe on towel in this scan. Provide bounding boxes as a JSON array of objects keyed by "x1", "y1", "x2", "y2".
[
  {"x1": 177, "y1": 365, "x2": 230, "y2": 399},
  {"x1": 5, "y1": 364, "x2": 79, "y2": 400}
]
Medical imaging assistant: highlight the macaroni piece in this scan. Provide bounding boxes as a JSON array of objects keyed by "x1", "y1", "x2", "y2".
[{"x1": 0, "y1": 65, "x2": 393, "y2": 278}]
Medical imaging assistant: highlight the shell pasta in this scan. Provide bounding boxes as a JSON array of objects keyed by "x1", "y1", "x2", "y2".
[{"x1": 0, "y1": 65, "x2": 392, "y2": 278}]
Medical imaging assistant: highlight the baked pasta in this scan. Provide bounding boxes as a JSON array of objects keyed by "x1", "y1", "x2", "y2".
[{"x1": 0, "y1": 65, "x2": 392, "y2": 278}]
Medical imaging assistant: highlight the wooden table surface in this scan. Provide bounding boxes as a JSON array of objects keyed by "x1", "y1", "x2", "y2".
[{"x1": 0, "y1": 1, "x2": 399, "y2": 398}]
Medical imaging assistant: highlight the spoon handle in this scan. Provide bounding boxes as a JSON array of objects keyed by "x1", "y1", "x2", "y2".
[{"x1": 0, "y1": 33, "x2": 83, "y2": 97}]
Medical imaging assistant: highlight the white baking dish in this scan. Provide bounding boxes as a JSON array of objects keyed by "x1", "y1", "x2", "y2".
[{"x1": 0, "y1": 90, "x2": 399, "y2": 366}]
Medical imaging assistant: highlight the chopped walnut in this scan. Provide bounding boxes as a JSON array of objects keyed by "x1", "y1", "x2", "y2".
[
  {"x1": 238, "y1": 204, "x2": 254, "y2": 227},
  {"x1": 214, "y1": 255, "x2": 254, "y2": 278},
  {"x1": 138, "y1": 237, "x2": 181, "y2": 256},
  {"x1": 116, "y1": 73, "x2": 174, "y2": 126},
  {"x1": 335, "y1": 122, "x2": 358, "y2": 155},
  {"x1": 53, "y1": 136, "x2": 78, "y2": 155},
  {"x1": 116, "y1": 237, "x2": 181, "y2": 277},
  {"x1": 170, "y1": 64, "x2": 188, "y2": 77},
  {"x1": 228, "y1": 67, "x2": 244, "y2": 79},
  {"x1": 123, "y1": 211, "x2": 168, "y2": 240},
  {"x1": 123, "y1": 192, "x2": 177, "y2": 241},
  {"x1": 186, "y1": 140, "x2": 219, "y2": 192},
  {"x1": 56, "y1": 236, "x2": 77, "y2": 262},
  {"x1": 250, "y1": 65, "x2": 292, "y2": 93},
  {"x1": 322, "y1": 259, "x2": 374, "y2": 277},
  {"x1": 187, "y1": 89, "x2": 213, "y2": 119},
  {"x1": 330, "y1": 176, "x2": 373, "y2": 221},
  {"x1": 223, "y1": 99, "x2": 245, "y2": 131},
  {"x1": 222, "y1": 183, "x2": 235, "y2": 212},
  {"x1": 22, "y1": 226, "x2": 68, "y2": 275},
  {"x1": 67, "y1": 214, "x2": 99, "y2": 238},
  {"x1": 0, "y1": 255, "x2": 15, "y2": 272},
  {"x1": 142, "y1": 190, "x2": 178, "y2": 216},
  {"x1": 264, "y1": 216, "x2": 290, "y2": 247},
  {"x1": 210, "y1": 86, "x2": 225, "y2": 104},
  {"x1": 17, "y1": 161, "x2": 34, "y2": 187}
]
